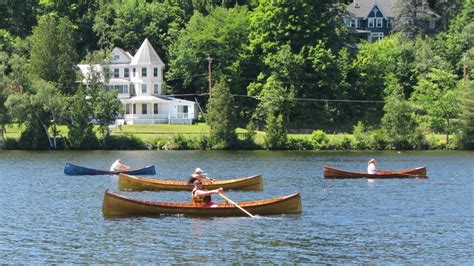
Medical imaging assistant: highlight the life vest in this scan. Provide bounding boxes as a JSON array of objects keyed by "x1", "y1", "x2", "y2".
[{"x1": 192, "y1": 188, "x2": 211, "y2": 206}]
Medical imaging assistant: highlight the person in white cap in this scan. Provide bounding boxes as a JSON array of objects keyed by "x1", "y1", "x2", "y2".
[
  {"x1": 367, "y1": 159, "x2": 378, "y2": 174},
  {"x1": 192, "y1": 167, "x2": 215, "y2": 183},
  {"x1": 110, "y1": 159, "x2": 130, "y2": 172}
]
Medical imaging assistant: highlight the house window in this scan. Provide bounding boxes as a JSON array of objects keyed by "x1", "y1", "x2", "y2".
[
  {"x1": 142, "y1": 67, "x2": 147, "y2": 77},
  {"x1": 178, "y1": 105, "x2": 188, "y2": 113},
  {"x1": 142, "y1": 84, "x2": 147, "y2": 94},
  {"x1": 376, "y1": 18, "x2": 383, "y2": 28},
  {"x1": 133, "y1": 104, "x2": 137, "y2": 114},
  {"x1": 133, "y1": 68, "x2": 136, "y2": 77},
  {"x1": 124, "y1": 68, "x2": 129, "y2": 78},
  {"x1": 114, "y1": 68, "x2": 119, "y2": 78},
  {"x1": 154, "y1": 84, "x2": 159, "y2": 94},
  {"x1": 387, "y1": 19, "x2": 394, "y2": 28},
  {"x1": 154, "y1": 67, "x2": 158, "y2": 77},
  {"x1": 370, "y1": 32, "x2": 384, "y2": 41},
  {"x1": 345, "y1": 18, "x2": 358, "y2": 28},
  {"x1": 125, "y1": 104, "x2": 130, "y2": 114},
  {"x1": 428, "y1": 20, "x2": 435, "y2": 30},
  {"x1": 154, "y1": 103, "x2": 158, "y2": 114},
  {"x1": 142, "y1": 104, "x2": 147, "y2": 114},
  {"x1": 130, "y1": 84, "x2": 136, "y2": 96},
  {"x1": 112, "y1": 85, "x2": 129, "y2": 94},
  {"x1": 368, "y1": 18, "x2": 375, "y2": 28},
  {"x1": 114, "y1": 55, "x2": 120, "y2": 61}
]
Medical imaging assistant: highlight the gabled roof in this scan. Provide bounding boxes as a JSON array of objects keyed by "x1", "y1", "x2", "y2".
[
  {"x1": 130, "y1": 38, "x2": 165, "y2": 67},
  {"x1": 347, "y1": 0, "x2": 394, "y2": 18},
  {"x1": 111, "y1": 47, "x2": 133, "y2": 64},
  {"x1": 347, "y1": 0, "x2": 441, "y2": 19}
]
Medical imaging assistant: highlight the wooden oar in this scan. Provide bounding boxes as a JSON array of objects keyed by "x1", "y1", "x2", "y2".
[{"x1": 218, "y1": 193, "x2": 254, "y2": 218}]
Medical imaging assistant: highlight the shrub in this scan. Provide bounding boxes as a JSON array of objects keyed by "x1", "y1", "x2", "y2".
[
  {"x1": 101, "y1": 135, "x2": 147, "y2": 150},
  {"x1": 310, "y1": 130, "x2": 329, "y2": 149},
  {"x1": 287, "y1": 137, "x2": 313, "y2": 150}
]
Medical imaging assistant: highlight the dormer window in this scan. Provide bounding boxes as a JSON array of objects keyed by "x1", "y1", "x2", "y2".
[{"x1": 114, "y1": 55, "x2": 120, "y2": 60}]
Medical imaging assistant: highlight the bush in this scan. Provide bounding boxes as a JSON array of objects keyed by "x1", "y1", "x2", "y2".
[
  {"x1": 310, "y1": 130, "x2": 329, "y2": 149},
  {"x1": 328, "y1": 135, "x2": 354, "y2": 150},
  {"x1": 287, "y1": 137, "x2": 313, "y2": 150},
  {"x1": 101, "y1": 135, "x2": 147, "y2": 150},
  {"x1": 3, "y1": 138, "x2": 18, "y2": 150},
  {"x1": 368, "y1": 129, "x2": 389, "y2": 150}
]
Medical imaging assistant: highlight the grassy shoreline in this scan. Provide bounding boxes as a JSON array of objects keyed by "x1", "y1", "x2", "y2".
[{"x1": 2, "y1": 123, "x2": 450, "y2": 150}]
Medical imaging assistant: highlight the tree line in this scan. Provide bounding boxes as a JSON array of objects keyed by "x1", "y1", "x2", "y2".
[{"x1": 0, "y1": 0, "x2": 472, "y2": 150}]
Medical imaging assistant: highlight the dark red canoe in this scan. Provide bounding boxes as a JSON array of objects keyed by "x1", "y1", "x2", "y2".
[{"x1": 323, "y1": 165, "x2": 428, "y2": 179}]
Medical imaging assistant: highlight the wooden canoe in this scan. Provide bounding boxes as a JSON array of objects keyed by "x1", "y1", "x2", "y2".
[
  {"x1": 118, "y1": 173, "x2": 263, "y2": 191},
  {"x1": 64, "y1": 163, "x2": 156, "y2": 176},
  {"x1": 323, "y1": 165, "x2": 428, "y2": 179},
  {"x1": 102, "y1": 189, "x2": 302, "y2": 218}
]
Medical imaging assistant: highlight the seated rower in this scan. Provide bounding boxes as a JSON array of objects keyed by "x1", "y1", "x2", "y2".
[
  {"x1": 192, "y1": 167, "x2": 215, "y2": 184},
  {"x1": 110, "y1": 159, "x2": 130, "y2": 172},
  {"x1": 367, "y1": 158, "x2": 379, "y2": 174},
  {"x1": 189, "y1": 177, "x2": 224, "y2": 208}
]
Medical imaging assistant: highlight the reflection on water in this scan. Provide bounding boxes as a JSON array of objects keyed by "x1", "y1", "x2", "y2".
[{"x1": 0, "y1": 150, "x2": 473, "y2": 263}]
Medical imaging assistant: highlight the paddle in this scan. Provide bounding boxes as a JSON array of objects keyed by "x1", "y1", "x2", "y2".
[{"x1": 218, "y1": 193, "x2": 254, "y2": 218}]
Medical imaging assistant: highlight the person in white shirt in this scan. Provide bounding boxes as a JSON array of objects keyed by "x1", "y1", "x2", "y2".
[
  {"x1": 110, "y1": 159, "x2": 130, "y2": 172},
  {"x1": 191, "y1": 167, "x2": 215, "y2": 183},
  {"x1": 367, "y1": 158, "x2": 378, "y2": 174}
]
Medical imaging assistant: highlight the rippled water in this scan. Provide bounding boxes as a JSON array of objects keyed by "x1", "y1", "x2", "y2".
[{"x1": 0, "y1": 150, "x2": 472, "y2": 263}]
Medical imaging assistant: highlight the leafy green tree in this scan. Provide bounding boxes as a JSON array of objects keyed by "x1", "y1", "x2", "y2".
[
  {"x1": 37, "y1": 0, "x2": 100, "y2": 56},
  {"x1": 382, "y1": 75, "x2": 416, "y2": 148},
  {"x1": 264, "y1": 112, "x2": 287, "y2": 150},
  {"x1": 30, "y1": 15, "x2": 79, "y2": 94},
  {"x1": 93, "y1": 0, "x2": 186, "y2": 58},
  {"x1": 207, "y1": 79, "x2": 237, "y2": 149},
  {"x1": 65, "y1": 87, "x2": 98, "y2": 149},
  {"x1": 0, "y1": 0, "x2": 38, "y2": 37},
  {"x1": 0, "y1": 52, "x2": 9, "y2": 144},
  {"x1": 411, "y1": 68, "x2": 460, "y2": 144},
  {"x1": 167, "y1": 6, "x2": 249, "y2": 95},
  {"x1": 248, "y1": 75, "x2": 295, "y2": 126},
  {"x1": 5, "y1": 79, "x2": 65, "y2": 149}
]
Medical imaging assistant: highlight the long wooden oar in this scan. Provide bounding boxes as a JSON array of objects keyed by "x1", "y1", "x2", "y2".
[{"x1": 218, "y1": 193, "x2": 254, "y2": 218}]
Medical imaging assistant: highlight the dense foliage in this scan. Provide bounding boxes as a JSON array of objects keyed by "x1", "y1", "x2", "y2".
[{"x1": 0, "y1": 0, "x2": 472, "y2": 150}]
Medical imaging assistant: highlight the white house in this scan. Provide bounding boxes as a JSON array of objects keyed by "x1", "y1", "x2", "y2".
[{"x1": 78, "y1": 39, "x2": 198, "y2": 125}]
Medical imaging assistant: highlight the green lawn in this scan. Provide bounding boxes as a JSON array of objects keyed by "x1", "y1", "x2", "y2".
[{"x1": 3, "y1": 123, "x2": 448, "y2": 147}]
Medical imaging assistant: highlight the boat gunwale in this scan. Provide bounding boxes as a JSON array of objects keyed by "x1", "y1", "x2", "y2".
[
  {"x1": 119, "y1": 173, "x2": 262, "y2": 186},
  {"x1": 105, "y1": 189, "x2": 300, "y2": 210},
  {"x1": 323, "y1": 165, "x2": 427, "y2": 178}
]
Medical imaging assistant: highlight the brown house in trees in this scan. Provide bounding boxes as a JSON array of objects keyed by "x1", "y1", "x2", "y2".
[{"x1": 345, "y1": 0, "x2": 441, "y2": 42}]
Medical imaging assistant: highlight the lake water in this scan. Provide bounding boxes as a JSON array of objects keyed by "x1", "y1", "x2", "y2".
[{"x1": 0, "y1": 150, "x2": 472, "y2": 264}]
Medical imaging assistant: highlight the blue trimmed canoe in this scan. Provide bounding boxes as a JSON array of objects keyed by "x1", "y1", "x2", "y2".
[{"x1": 64, "y1": 163, "x2": 156, "y2": 176}]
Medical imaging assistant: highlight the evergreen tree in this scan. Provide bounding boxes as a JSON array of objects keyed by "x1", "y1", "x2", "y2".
[
  {"x1": 264, "y1": 111, "x2": 287, "y2": 150},
  {"x1": 66, "y1": 88, "x2": 98, "y2": 149},
  {"x1": 30, "y1": 15, "x2": 79, "y2": 94},
  {"x1": 207, "y1": 79, "x2": 237, "y2": 149},
  {"x1": 460, "y1": 80, "x2": 474, "y2": 149}
]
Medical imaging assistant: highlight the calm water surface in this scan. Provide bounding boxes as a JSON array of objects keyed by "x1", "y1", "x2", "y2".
[{"x1": 0, "y1": 150, "x2": 472, "y2": 263}]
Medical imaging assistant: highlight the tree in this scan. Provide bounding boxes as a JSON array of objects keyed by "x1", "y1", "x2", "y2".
[
  {"x1": 65, "y1": 87, "x2": 98, "y2": 149},
  {"x1": 29, "y1": 15, "x2": 79, "y2": 94},
  {"x1": 0, "y1": 0, "x2": 38, "y2": 38},
  {"x1": 382, "y1": 74, "x2": 417, "y2": 148},
  {"x1": 5, "y1": 79, "x2": 66, "y2": 149},
  {"x1": 459, "y1": 80, "x2": 474, "y2": 149},
  {"x1": 411, "y1": 68, "x2": 460, "y2": 145},
  {"x1": 207, "y1": 79, "x2": 237, "y2": 149},
  {"x1": 167, "y1": 6, "x2": 250, "y2": 95},
  {"x1": 248, "y1": 75, "x2": 295, "y2": 127},
  {"x1": 264, "y1": 111, "x2": 287, "y2": 150}
]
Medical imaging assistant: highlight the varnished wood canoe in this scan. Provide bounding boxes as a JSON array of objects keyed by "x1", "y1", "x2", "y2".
[
  {"x1": 323, "y1": 165, "x2": 428, "y2": 179},
  {"x1": 64, "y1": 163, "x2": 156, "y2": 176},
  {"x1": 118, "y1": 173, "x2": 263, "y2": 191},
  {"x1": 102, "y1": 189, "x2": 302, "y2": 218}
]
